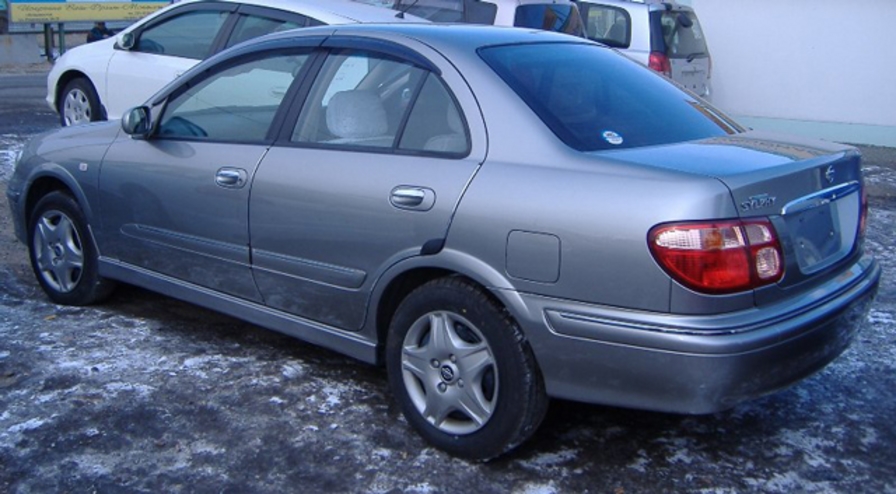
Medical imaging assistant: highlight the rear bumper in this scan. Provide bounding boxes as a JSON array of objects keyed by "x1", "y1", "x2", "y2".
[{"x1": 516, "y1": 254, "x2": 880, "y2": 414}]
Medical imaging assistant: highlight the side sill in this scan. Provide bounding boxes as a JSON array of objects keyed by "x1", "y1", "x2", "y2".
[{"x1": 98, "y1": 257, "x2": 378, "y2": 364}]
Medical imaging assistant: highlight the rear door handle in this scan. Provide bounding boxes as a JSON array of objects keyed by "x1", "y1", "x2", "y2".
[
  {"x1": 390, "y1": 186, "x2": 435, "y2": 211},
  {"x1": 215, "y1": 168, "x2": 248, "y2": 188}
]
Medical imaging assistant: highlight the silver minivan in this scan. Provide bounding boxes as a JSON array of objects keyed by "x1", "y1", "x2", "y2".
[{"x1": 576, "y1": 0, "x2": 712, "y2": 98}]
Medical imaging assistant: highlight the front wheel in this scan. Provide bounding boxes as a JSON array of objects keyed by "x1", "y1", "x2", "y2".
[
  {"x1": 60, "y1": 78, "x2": 102, "y2": 126},
  {"x1": 28, "y1": 192, "x2": 115, "y2": 305},
  {"x1": 386, "y1": 278, "x2": 548, "y2": 460}
]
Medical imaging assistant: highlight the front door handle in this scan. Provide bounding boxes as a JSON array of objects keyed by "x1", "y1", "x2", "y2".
[
  {"x1": 391, "y1": 186, "x2": 435, "y2": 211},
  {"x1": 215, "y1": 168, "x2": 248, "y2": 188}
]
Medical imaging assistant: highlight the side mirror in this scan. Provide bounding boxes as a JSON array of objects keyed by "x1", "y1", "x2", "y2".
[
  {"x1": 119, "y1": 32, "x2": 135, "y2": 50},
  {"x1": 122, "y1": 106, "x2": 151, "y2": 138}
]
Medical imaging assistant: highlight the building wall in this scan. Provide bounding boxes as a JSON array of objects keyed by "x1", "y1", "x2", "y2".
[{"x1": 688, "y1": 0, "x2": 896, "y2": 146}]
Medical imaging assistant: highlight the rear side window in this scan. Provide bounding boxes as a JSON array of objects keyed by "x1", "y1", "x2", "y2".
[
  {"x1": 514, "y1": 5, "x2": 584, "y2": 37},
  {"x1": 225, "y1": 14, "x2": 308, "y2": 49},
  {"x1": 479, "y1": 43, "x2": 740, "y2": 152},
  {"x1": 581, "y1": 5, "x2": 630, "y2": 48},
  {"x1": 291, "y1": 49, "x2": 469, "y2": 156},
  {"x1": 651, "y1": 10, "x2": 708, "y2": 58},
  {"x1": 137, "y1": 10, "x2": 230, "y2": 59}
]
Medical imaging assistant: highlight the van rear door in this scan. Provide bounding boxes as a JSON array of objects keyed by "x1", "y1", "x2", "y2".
[{"x1": 651, "y1": 9, "x2": 711, "y2": 99}]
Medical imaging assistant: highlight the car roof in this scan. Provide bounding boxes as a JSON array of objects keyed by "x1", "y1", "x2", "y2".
[{"x1": 281, "y1": 21, "x2": 585, "y2": 50}]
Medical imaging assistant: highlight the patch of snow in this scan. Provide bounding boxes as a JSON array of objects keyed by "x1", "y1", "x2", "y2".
[
  {"x1": 628, "y1": 450, "x2": 650, "y2": 473},
  {"x1": 520, "y1": 449, "x2": 578, "y2": 469},
  {"x1": 281, "y1": 363, "x2": 304, "y2": 379},
  {"x1": 516, "y1": 482, "x2": 558, "y2": 494},
  {"x1": 103, "y1": 381, "x2": 156, "y2": 399},
  {"x1": 0, "y1": 135, "x2": 25, "y2": 182},
  {"x1": 7, "y1": 417, "x2": 45, "y2": 433}
]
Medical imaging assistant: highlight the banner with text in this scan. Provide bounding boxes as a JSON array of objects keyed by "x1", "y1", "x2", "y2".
[{"x1": 9, "y1": 0, "x2": 168, "y2": 23}]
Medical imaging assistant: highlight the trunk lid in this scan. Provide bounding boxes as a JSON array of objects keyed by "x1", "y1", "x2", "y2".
[{"x1": 600, "y1": 131, "x2": 865, "y2": 291}]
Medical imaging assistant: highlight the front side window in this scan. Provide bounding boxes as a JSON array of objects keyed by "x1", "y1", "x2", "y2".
[
  {"x1": 514, "y1": 5, "x2": 584, "y2": 37},
  {"x1": 158, "y1": 52, "x2": 309, "y2": 141},
  {"x1": 136, "y1": 10, "x2": 230, "y2": 59},
  {"x1": 582, "y1": 5, "x2": 630, "y2": 48},
  {"x1": 480, "y1": 43, "x2": 740, "y2": 152}
]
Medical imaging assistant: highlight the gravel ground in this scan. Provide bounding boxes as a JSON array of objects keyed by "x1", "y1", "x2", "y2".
[{"x1": 1, "y1": 124, "x2": 895, "y2": 492}]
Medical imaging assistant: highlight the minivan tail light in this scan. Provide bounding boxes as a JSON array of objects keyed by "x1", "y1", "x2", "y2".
[
  {"x1": 649, "y1": 219, "x2": 784, "y2": 294},
  {"x1": 648, "y1": 51, "x2": 671, "y2": 77}
]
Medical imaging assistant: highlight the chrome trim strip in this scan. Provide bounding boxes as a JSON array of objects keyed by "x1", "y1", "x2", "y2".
[{"x1": 781, "y1": 181, "x2": 860, "y2": 215}]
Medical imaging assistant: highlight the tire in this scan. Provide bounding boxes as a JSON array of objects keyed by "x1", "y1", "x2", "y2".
[
  {"x1": 28, "y1": 192, "x2": 115, "y2": 305},
  {"x1": 386, "y1": 277, "x2": 548, "y2": 460},
  {"x1": 60, "y1": 78, "x2": 103, "y2": 127}
]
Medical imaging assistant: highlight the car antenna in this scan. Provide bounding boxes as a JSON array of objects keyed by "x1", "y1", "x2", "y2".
[{"x1": 395, "y1": 0, "x2": 420, "y2": 19}]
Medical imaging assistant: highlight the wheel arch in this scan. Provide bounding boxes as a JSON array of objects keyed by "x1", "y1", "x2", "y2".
[
  {"x1": 23, "y1": 173, "x2": 89, "y2": 233},
  {"x1": 369, "y1": 250, "x2": 531, "y2": 365},
  {"x1": 55, "y1": 71, "x2": 105, "y2": 119}
]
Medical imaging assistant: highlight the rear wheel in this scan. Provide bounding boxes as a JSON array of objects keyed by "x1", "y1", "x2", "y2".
[
  {"x1": 60, "y1": 78, "x2": 102, "y2": 126},
  {"x1": 28, "y1": 192, "x2": 115, "y2": 305},
  {"x1": 386, "y1": 277, "x2": 548, "y2": 460}
]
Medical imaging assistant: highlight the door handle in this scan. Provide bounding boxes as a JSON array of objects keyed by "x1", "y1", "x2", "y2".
[
  {"x1": 391, "y1": 186, "x2": 435, "y2": 211},
  {"x1": 215, "y1": 168, "x2": 248, "y2": 188}
]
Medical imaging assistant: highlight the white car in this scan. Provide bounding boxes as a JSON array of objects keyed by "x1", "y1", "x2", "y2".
[{"x1": 48, "y1": 0, "x2": 424, "y2": 126}]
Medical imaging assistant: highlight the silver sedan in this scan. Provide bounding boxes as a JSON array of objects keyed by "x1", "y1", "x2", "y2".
[{"x1": 6, "y1": 24, "x2": 880, "y2": 459}]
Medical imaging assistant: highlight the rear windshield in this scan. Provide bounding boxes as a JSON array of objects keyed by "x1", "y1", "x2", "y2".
[
  {"x1": 651, "y1": 10, "x2": 709, "y2": 59},
  {"x1": 514, "y1": 5, "x2": 585, "y2": 37},
  {"x1": 479, "y1": 43, "x2": 741, "y2": 152}
]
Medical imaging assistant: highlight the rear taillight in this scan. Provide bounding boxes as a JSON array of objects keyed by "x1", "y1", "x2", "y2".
[
  {"x1": 648, "y1": 51, "x2": 671, "y2": 77},
  {"x1": 649, "y1": 219, "x2": 784, "y2": 294}
]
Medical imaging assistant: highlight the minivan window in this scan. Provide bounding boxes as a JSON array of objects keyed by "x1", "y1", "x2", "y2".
[
  {"x1": 479, "y1": 43, "x2": 740, "y2": 151},
  {"x1": 652, "y1": 10, "x2": 708, "y2": 58},
  {"x1": 581, "y1": 5, "x2": 630, "y2": 48},
  {"x1": 514, "y1": 5, "x2": 584, "y2": 37}
]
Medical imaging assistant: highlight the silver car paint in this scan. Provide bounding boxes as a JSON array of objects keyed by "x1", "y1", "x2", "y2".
[
  {"x1": 8, "y1": 24, "x2": 879, "y2": 415},
  {"x1": 98, "y1": 138, "x2": 267, "y2": 302}
]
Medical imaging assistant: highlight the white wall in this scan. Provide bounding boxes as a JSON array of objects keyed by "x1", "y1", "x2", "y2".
[{"x1": 689, "y1": 0, "x2": 896, "y2": 146}]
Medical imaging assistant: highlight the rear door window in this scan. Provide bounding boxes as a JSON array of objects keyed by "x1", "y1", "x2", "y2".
[
  {"x1": 479, "y1": 43, "x2": 740, "y2": 151},
  {"x1": 225, "y1": 14, "x2": 307, "y2": 49},
  {"x1": 291, "y1": 49, "x2": 469, "y2": 156},
  {"x1": 514, "y1": 4, "x2": 584, "y2": 37}
]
